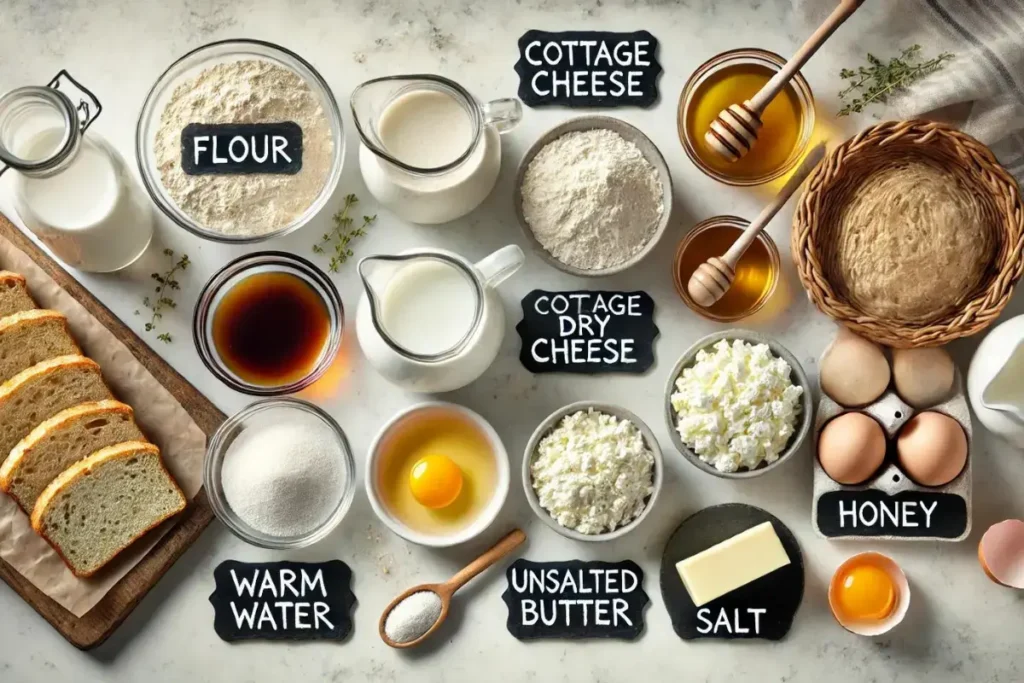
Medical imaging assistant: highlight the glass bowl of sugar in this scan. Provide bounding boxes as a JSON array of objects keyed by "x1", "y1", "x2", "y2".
[{"x1": 205, "y1": 398, "x2": 356, "y2": 548}]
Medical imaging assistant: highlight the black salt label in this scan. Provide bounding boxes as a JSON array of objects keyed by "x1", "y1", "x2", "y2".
[
  {"x1": 817, "y1": 489, "x2": 968, "y2": 538},
  {"x1": 181, "y1": 122, "x2": 303, "y2": 175},
  {"x1": 502, "y1": 559, "x2": 648, "y2": 640},
  {"x1": 209, "y1": 560, "x2": 355, "y2": 642},
  {"x1": 516, "y1": 290, "x2": 658, "y2": 374},
  {"x1": 514, "y1": 30, "x2": 661, "y2": 108}
]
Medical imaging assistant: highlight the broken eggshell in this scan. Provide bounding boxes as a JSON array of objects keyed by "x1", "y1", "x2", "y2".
[{"x1": 979, "y1": 519, "x2": 1024, "y2": 589}]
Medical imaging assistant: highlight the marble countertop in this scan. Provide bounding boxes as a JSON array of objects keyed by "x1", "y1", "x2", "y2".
[{"x1": 2, "y1": 1, "x2": 1024, "y2": 681}]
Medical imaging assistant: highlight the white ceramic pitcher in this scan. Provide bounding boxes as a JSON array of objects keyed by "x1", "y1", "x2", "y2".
[
  {"x1": 356, "y1": 245, "x2": 524, "y2": 393},
  {"x1": 968, "y1": 314, "x2": 1024, "y2": 448}
]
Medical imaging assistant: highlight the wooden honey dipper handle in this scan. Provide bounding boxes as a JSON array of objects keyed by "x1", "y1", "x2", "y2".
[
  {"x1": 749, "y1": 0, "x2": 864, "y2": 112},
  {"x1": 687, "y1": 143, "x2": 827, "y2": 308}
]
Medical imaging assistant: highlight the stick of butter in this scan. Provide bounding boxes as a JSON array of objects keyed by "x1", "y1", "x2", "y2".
[{"x1": 675, "y1": 521, "x2": 791, "y2": 607}]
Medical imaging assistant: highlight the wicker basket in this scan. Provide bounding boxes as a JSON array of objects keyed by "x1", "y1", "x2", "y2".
[{"x1": 793, "y1": 120, "x2": 1024, "y2": 348}]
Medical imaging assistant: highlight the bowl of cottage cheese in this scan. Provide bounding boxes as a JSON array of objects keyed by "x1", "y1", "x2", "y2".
[
  {"x1": 665, "y1": 330, "x2": 813, "y2": 478},
  {"x1": 523, "y1": 402, "x2": 664, "y2": 541}
]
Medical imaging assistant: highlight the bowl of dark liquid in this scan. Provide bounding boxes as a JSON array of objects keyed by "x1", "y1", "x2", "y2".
[{"x1": 194, "y1": 252, "x2": 343, "y2": 395}]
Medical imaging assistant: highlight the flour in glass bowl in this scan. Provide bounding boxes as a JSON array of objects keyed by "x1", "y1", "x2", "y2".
[{"x1": 155, "y1": 59, "x2": 333, "y2": 237}]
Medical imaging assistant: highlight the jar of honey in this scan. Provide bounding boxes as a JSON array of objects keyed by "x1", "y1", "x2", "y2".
[
  {"x1": 679, "y1": 49, "x2": 815, "y2": 186},
  {"x1": 673, "y1": 216, "x2": 780, "y2": 321}
]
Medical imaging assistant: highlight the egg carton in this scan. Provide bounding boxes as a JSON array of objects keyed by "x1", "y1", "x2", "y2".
[{"x1": 811, "y1": 370, "x2": 972, "y2": 542}]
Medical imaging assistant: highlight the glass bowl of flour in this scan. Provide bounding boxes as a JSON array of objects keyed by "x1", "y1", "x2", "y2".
[{"x1": 136, "y1": 39, "x2": 345, "y2": 243}]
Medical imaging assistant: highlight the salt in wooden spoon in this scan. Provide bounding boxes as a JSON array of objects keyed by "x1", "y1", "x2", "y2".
[
  {"x1": 705, "y1": 0, "x2": 863, "y2": 162},
  {"x1": 379, "y1": 528, "x2": 526, "y2": 649},
  {"x1": 688, "y1": 143, "x2": 826, "y2": 308}
]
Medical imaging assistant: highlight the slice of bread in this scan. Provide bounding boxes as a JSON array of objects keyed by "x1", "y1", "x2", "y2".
[
  {"x1": 0, "y1": 355, "x2": 112, "y2": 463},
  {"x1": 31, "y1": 441, "x2": 186, "y2": 577},
  {"x1": 0, "y1": 400, "x2": 145, "y2": 512},
  {"x1": 0, "y1": 271, "x2": 35, "y2": 318},
  {"x1": 0, "y1": 310, "x2": 80, "y2": 384}
]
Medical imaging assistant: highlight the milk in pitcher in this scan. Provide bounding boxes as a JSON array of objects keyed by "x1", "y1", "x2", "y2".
[{"x1": 381, "y1": 259, "x2": 478, "y2": 356}]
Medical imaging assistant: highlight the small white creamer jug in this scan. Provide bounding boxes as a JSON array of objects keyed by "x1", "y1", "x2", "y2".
[
  {"x1": 968, "y1": 314, "x2": 1024, "y2": 448},
  {"x1": 356, "y1": 245, "x2": 524, "y2": 392}
]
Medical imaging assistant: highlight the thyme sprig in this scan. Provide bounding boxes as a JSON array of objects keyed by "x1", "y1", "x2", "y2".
[
  {"x1": 837, "y1": 45, "x2": 955, "y2": 117},
  {"x1": 137, "y1": 249, "x2": 190, "y2": 343},
  {"x1": 312, "y1": 193, "x2": 377, "y2": 272}
]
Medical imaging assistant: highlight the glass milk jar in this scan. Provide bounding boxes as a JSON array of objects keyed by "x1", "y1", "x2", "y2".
[
  {"x1": 0, "y1": 87, "x2": 153, "y2": 272},
  {"x1": 352, "y1": 75, "x2": 522, "y2": 224}
]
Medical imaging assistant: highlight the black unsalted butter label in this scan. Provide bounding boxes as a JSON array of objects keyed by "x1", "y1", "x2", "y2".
[
  {"x1": 209, "y1": 560, "x2": 355, "y2": 642},
  {"x1": 516, "y1": 290, "x2": 658, "y2": 374},
  {"x1": 514, "y1": 30, "x2": 661, "y2": 108},
  {"x1": 181, "y1": 122, "x2": 303, "y2": 175},
  {"x1": 502, "y1": 559, "x2": 648, "y2": 640},
  {"x1": 817, "y1": 489, "x2": 968, "y2": 538}
]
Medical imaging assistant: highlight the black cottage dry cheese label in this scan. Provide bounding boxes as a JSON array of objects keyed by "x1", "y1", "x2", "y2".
[
  {"x1": 181, "y1": 122, "x2": 303, "y2": 175},
  {"x1": 515, "y1": 30, "x2": 661, "y2": 107},
  {"x1": 502, "y1": 559, "x2": 648, "y2": 640},
  {"x1": 209, "y1": 560, "x2": 355, "y2": 642},
  {"x1": 516, "y1": 290, "x2": 658, "y2": 373},
  {"x1": 817, "y1": 489, "x2": 968, "y2": 538}
]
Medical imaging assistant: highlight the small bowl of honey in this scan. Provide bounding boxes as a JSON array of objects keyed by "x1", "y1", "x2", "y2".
[
  {"x1": 194, "y1": 251, "x2": 343, "y2": 395},
  {"x1": 679, "y1": 48, "x2": 815, "y2": 186},
  {"x1": 673, "y1": 215, "x2": 780, "y2": 322}
]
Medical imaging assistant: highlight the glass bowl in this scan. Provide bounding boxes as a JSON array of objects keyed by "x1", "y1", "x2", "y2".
[
  {"x1": 135, "y1": 39, "x2": 345, "y2": 243},
  {"x1": 673, "y1": 215, "x2": 780, "y2": 322},
  {"x1": 193, "y1": 251, "x2": 343, "y2": 395},
  {"x1": 678, "y1": 48, "x2": 815, "y2": 186},
  {"x1": 205, "y1": 398, "x2": 356, "y2": 549}
]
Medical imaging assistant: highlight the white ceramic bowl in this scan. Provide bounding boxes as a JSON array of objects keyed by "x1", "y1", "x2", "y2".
[
  {"x1": 522, "y1": 401, "x2": 664, "y2": 542},
  {"x1": 365, "y1": 402, "x2": 510, "y2": 548}
]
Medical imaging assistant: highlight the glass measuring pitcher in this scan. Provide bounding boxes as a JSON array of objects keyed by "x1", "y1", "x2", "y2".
[
  {"x1": 352, "y1": 75, "x2": 522, "y2": 224},
  {"x1": 355, "y1": 245, "x2": 524, "y2": 392}
]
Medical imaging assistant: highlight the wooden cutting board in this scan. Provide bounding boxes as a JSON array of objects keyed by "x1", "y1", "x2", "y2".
[{"x1": 0, "y1": 214, "x2": 223, "y2": 650}]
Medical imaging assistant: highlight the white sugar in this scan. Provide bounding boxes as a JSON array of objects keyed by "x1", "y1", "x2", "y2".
[{"x1": 384, "y1": 591, "x2": 443, "y2": 643}]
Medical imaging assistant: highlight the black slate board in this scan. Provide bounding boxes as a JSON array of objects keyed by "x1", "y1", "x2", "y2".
[
  {"x1": 181, "y1": 122, "x2": 303, "y2": 175},
  {"x1": 209, "y1": 560, "x2": 355, "y2": 642},
  {"x1": 816, "y1": 489, "x2": 968, "y2": 538},
  {"x1": 660, "y1": 504, "x2": 803, "y2": 641},
  {"x1": 502, "y1": 559, "x2": 648, "y2": 640}
]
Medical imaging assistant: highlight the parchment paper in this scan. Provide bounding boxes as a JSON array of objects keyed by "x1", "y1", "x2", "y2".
[{"x1": 0, "y1": 234, "x2": 207, "y2": 617}]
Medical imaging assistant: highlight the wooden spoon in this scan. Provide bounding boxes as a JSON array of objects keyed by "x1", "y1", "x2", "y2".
[
  {"x1": 705, "y1": 0, "x2": 863, "y2": 162},
  {"x1": 687, "y1": 142, "x2": 826, "y2": 308},
  {"x1": 378, "y1": 528, "x2": 526, "y2": 649}
]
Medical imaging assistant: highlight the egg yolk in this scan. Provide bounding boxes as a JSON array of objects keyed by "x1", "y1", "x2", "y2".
[
  {"x1": 836, "y1": 565, "x2": 896, "y2": 621},
  {"x1": 409, "y1": 454, "x2": 463, "y2": 509}
]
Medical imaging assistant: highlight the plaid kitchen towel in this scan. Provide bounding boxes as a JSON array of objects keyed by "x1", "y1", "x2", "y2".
[{"x1": 798, "y1": 0, "x2": 1024, "y2": 180}]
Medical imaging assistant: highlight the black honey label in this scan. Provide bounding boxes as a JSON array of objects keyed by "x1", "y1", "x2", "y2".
[{"x1": 817, "y1": 489, "x2": 968, "y2": 538}]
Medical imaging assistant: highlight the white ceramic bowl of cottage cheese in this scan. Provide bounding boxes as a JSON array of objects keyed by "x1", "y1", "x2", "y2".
[
  {"x1": 523, "y1": 401, "x2": 664, "y2": 542},
  {"x1": 664, "y1": 330, "x2": 813, "y2": 479}
]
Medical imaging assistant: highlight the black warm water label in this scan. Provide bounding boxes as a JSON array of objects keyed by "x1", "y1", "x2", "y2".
[
  {"x1": 817, "y1": 490, "x2": 968, "y2": 538},
  {"x1": 502, "y1": 559, "x2": 648, "y2": 640},
  {"x1": 209, "y1": 560, "x2": 355, "y2": 642},
  {"x1": 181, "y1": 122, "x2": 303, "y2": 175},
  {"x1": 516, "y1": 290, "x2": 658, "y2": 374},
  {"x1": 515, "y1": 30, "x2": 661, "y2": 107}
]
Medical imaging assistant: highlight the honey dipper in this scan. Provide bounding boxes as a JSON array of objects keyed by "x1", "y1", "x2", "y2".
[
  {"x1": 705, "y1": 0, "x2": 863, "y2": 162},
  {"x1": 687, "y1": 143, "x2": 826, "y2": 308}
]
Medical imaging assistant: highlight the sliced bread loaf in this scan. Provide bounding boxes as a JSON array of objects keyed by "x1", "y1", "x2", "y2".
[
  {"x1": 0, "y1": 355, "x2": 112, "y2": 463},
  {"x1": 31, "y1": 441, "x2": 186, "y2": 577},
  {"x1": 0, "y1": 271, "x2": 35, "y2": 318},
  {"x1": 0, "y1": 310, "x2": 80, "y2": 384},
  {"x1": 0, "y1": 400, "x2": 145, "y2": 512}
]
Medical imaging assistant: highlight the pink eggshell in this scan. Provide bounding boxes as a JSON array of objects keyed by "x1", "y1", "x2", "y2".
[{"x1": 979, "y1": 519, "x2": 1024, "y2": 589}]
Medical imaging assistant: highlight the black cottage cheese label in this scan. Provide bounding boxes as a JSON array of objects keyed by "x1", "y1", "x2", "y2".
[
  {"x1": 816, "y1": 490, "x2": 968, "y2": 538},
  {"x1": 516, "y1": 290, "x2": 658, "y2": 374},
  {"x1": 502, "y1": 559, "x2": 648, "y2": 640},
  {"x1": 181, "y1": 122, "x2": 303, "y2": 175},
  {"x1": 514, "y1": 30, "x2": 661, "y2": 108},
  {"x1": 209, "y1": 560, "x2": 355, "y2": 642}
]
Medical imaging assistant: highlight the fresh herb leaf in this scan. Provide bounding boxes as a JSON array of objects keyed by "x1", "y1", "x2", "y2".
[
  {"x1": 313, "y1": 193, "x2": 377, "y2": 272},
  {"x1": 837, "y1": 45, "x2": 954, "y2": 117},
  {"x1": 141, "y1": 250, "x2": 190, "y2": 343}
]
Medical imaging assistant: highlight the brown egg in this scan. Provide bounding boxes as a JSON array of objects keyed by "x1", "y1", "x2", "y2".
[
  {"x1": 896, "y1": 412, "x2": 967, "y2": 486},
  {"x1": 820, "y1": 328, "x2": 890, "y2": 407},
  {"x1": 892, "y1": 347, "x2": 955, "y2": 408},
  {"x1": 818, "y1": 412, "x2": 887, "y2": 484}
]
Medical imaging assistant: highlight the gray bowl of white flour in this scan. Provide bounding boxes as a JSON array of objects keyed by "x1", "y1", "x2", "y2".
[{"x1": 515, "y1": 116, "x2": 673, "y2": 277}]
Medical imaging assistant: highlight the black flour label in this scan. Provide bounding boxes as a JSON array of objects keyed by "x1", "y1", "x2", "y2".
[
  {"x1": 502, "y1": 559, "x2": 648, "y2": 640},
  {"x1": 817, "y1": 490, "x2": 968, "y2": 538},
  {"x1": 514, "y1": 30, "x2": 661, "y2": 107},
  {"x1": 516, "y1": 290, "x2": 658, "y2": 374},
  {"x1": 209, "y1": 560, "x2": 355, "y2": 642},
  {"x1": 181, "y1": 122, "x2": 303, "y2": 175}
]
